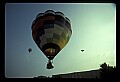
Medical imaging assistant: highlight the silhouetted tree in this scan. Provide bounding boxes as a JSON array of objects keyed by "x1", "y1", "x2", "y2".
[{"x1": 99, "y1": 62, "x2": 116, "y2": 79}]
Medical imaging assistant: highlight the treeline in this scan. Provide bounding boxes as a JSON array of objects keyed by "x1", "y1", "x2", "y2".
[{"x1": 99, "y1": 62, "x2": 116, "y2": 79}]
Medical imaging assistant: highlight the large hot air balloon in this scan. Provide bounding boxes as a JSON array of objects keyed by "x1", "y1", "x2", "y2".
[{"x1": 31, "y1": 10, "x2": 72, "y2": 69}]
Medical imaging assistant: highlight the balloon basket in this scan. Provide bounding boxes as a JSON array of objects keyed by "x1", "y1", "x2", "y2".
[{"x1": 47, "y1": 60, "x2": 54, "y2": 69}]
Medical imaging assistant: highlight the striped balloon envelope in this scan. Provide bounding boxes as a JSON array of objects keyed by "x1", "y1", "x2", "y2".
[{"x1": 31, "y1": 10, "x2": 72, "y2": 69}]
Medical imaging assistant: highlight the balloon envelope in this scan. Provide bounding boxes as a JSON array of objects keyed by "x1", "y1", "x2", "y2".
[{"x1": 31, "y1": 10, "x2": 72, "y2": 60}]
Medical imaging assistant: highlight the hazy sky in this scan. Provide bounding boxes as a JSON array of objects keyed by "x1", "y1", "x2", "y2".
[{"x1": 5, "y1": 3, "x2": 116, "y2": 78}]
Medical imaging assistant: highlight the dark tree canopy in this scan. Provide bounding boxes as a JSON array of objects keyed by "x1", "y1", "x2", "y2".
[{"x1": 99, "y1": 62, "x2": 116, "y2": 79}]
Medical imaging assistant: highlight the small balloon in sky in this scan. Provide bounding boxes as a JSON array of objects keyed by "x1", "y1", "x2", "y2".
[
  {"x1": 28, "y1": 48, "x2": 32, "y2": 53},
  {"x1": 81, "y1": 49, "x2": 84, "y2": 52}
]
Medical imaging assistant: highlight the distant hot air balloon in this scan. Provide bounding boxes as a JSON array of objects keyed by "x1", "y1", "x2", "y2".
[
  {"x1": 81, "y1": 49, "x2": 84, "y2": 52},
  {"x1": 31, "y1": 10, "x2": 72, "y2": 69},
  {"x1": 28, "y1": 48, "x2": 32, "y2": 53}
]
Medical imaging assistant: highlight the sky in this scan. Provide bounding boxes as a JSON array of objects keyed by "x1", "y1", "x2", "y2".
[{"x1": 5, "y1": 3, "x2": 116, "y2": 78}]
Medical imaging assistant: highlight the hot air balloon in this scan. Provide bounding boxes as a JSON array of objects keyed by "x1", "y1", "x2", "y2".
[
  {"x1": 31, "y1": 10, "x2": 72, "y2": 69},
  {"x1": 81, "y1": 49, "x2": 84, "y2": 52},
  {"x1": 28, "y1": 48, "x2": 32, "y2": 53}
]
